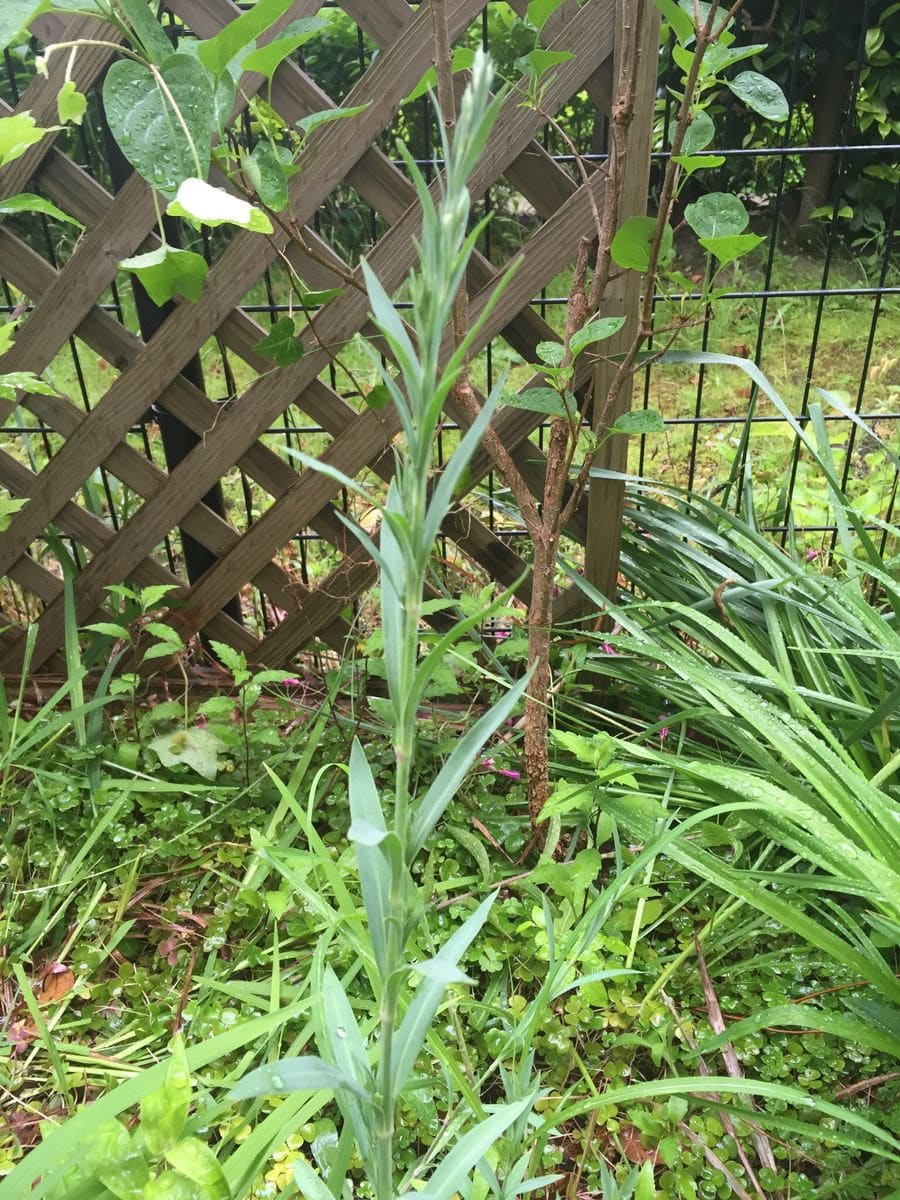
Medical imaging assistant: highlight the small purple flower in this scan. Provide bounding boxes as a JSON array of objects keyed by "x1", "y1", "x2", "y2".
[
  {"x1": 282, "y1": 676, "x2": 302, "y2": 687},
  {"x1": 601, "y1": 642, "x2": 617, "y2": 655},
  {"x1": 658, "y1": 715, "x2": 670, "y2": 741},
  {"x1": 481, "y1": 757, "x2": 495, "y2": 769},
  {"x1": 806, "y1": 548, "x2": 819, "y2": 562},
  {"x1": 493, "y1": 629, "x2": 510, "y2": 641},
  {"x1": 498, "y1": 768, "x2": 521, "y2": 780}
]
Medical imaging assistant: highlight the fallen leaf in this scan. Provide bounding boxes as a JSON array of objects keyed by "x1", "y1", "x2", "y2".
[
  {"x1": 36, "y1": 963, "x2": 75, "y2": 1004},
  {"x1": 7, "y1": 1019, "x2": 38, "y2": 1054}
]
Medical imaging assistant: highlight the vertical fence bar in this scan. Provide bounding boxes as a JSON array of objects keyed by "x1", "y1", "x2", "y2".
[{"x1": 584, "y1": 0, "x2": 659, "y2": 608}]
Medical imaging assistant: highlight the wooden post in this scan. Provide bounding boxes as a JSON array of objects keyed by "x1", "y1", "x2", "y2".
[{"x1": 585, "y1": 0, "x2": 660, "y2": 611}]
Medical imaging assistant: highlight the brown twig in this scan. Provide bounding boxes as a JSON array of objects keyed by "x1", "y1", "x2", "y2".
[{"x1": 695, "y1": 935, "x2": 779, "y2": 1182}]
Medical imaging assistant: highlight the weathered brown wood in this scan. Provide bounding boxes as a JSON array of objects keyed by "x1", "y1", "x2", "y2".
[
  {"x1": 0, "y1": 447, "x2": 258, "y2": 651},
  {"x1": 0, "y1": 15, "x2": 119, "y2": 204},
  {"x1": 0, "y1": 0, "x2": 643, "y2": 672},
  {"x1": 585, "y1": 0, "x2": 660, "y2": 607},
  {"x1": 0, "y1": 0, "x2": 488, "y2": 588}
]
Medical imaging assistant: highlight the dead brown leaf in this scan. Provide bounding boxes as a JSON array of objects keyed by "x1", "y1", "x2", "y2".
[{"x1": 36, "y1": 963, "x2": 75, "y2": 1005}]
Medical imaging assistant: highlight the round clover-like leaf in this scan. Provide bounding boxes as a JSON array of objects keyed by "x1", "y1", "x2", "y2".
[
  {"x1": 102, "y1": 54, "x2": 215, "y2": 198},
  {"x1": 684, "y1": 192, "x2": 749, "y2": 239}
]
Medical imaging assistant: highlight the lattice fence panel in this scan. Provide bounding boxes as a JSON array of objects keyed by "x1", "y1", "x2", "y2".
[{"x1": 0, "y1": 0, "x2": 628, "y2": 672}]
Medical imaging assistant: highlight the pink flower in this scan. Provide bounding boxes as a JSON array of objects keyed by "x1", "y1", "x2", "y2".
[
  {"x1": 493, "y1": 629, "x2": 510, "y2": 641},
  {"x1": 658, "y1": 715, "x2": 670, "y2": 741},
  {"x1": 601, "y1": 642, "x2": 617, "y2": 655},
  {"x1": 282, "y1": 676, "x2": 302, "y2": 687},
  {"x1": 806, "y1": 548, "x2": 819, "y2": 562},
  {"x1": 481, "y1": 757, "x2": 521, "y2": 781}
]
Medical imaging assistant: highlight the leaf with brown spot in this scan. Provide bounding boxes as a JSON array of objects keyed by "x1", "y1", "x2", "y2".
[{"x1": 36, "y1": 963, "x2": 75, "y2": 1004}]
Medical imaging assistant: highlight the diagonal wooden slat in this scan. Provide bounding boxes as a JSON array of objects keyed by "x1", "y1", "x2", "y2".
[
  {"x1": 0, "y1": 15, "x2": 119, "y2": 204},
  {"x1": 0, "y1": 0, "x2": 487, "y2": 581},
  {"x1": 0, "y1": 0, "x2": 631, "y2": 673}
]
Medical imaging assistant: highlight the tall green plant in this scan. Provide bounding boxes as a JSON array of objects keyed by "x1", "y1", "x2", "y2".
[{"x1": 229, "y1": 53, "x2": 536, "y2": 1200}]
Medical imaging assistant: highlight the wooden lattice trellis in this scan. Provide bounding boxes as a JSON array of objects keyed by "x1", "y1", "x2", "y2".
[{"x1": 0, "y1": 0, "x2": 658, "y2": 673}]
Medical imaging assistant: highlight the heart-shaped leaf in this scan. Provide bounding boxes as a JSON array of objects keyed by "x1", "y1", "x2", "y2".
[
  {"x1": 0, "y1": 112, "x2": 49, "y2": 168},
  {"x1": 149, "y1": 728, "x2": 227, "y2": 781},
  {"x1": 119, "y1": 245, "x2": 208, "y2": 306},
  {"x1": 57, "y1": 80, "x2": 87, "y2": 125},
  {"x1": 102, "y1": 54, "x2": 215, "y2": 197}
]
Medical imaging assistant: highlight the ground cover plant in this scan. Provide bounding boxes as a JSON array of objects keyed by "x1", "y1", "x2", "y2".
[{"x1": 1, "y1": 1, "x2": 899, "y2": 1198}]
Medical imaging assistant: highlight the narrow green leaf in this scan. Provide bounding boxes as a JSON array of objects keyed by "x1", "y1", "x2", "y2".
[
  {"x1": 697, "y1": 1005, "x2": 900, "y2": 1060},
  {"x1": 197, "y1": 0, "x2": 295, "y2": 77},
  {"x1": 240, "y1": 16, "x2": 329, "y2": 81},
  {"x1": 85, "y1": 622, "x2": 130, "y2": 640},
  {"x1": 292, "y1": 1158, "x2": 337, "y2": 1200},
  {"x1": 229, "y1": 1054, "x2": 365, "y2": 1100},
  {"x1": 296, "y1": 104, "x2": 371, "y2": 139},
  {"x1": 392, "y1": 893, "x2": 496, "y2": 1094},
  {"x1": 419, "y1": 1099, "x2": 534, "y2": 1200},
  {"x1": 411, "y1": 674, "x2": 529, "y2": 858},
  {"x1": 116, "y1": 0, "x2": 173, "y2": 64},
  {"x1": 0, "y1": 192, "x2": 83, "y2": 227},
  {"x1": 348, "y1": 739, "x2": 391, "y2": 977},
  {"x1": 653, "y1": 0, "x2": 694, "y2": 44}
]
